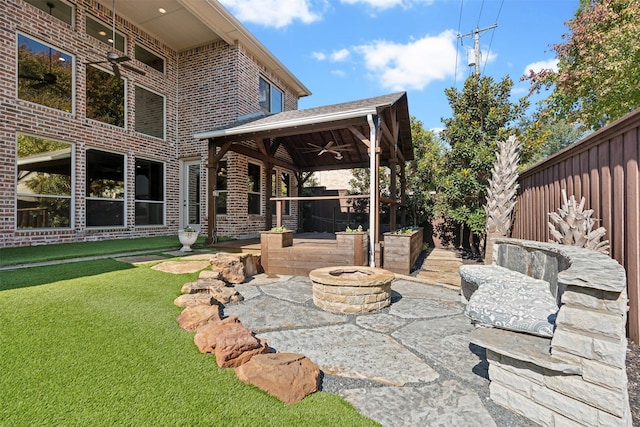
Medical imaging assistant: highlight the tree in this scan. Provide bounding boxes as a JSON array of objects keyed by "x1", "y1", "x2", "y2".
[
  {"x1": 517, "y1": 110, "x2": 589, "y2": 169},
  {"x1": 438, "y1": 74, "x2": 528, "y2": 250},
  {"x1": 525, "y1": 0, "x2": 640, "y2": 129},
  {"x1": 405, "y1": 118, "x2": 445, "y2": 228}
]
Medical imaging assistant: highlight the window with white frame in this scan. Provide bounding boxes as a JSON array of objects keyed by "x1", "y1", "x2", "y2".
[
  {"x1": 135, "y1": 85, "x2": 164, "y2": 139},
  {"x1": 85, "y1": 14, "x2": 126, "y2": 52},
  {"x1": 86, "y1": 149, "x2": 125, "y2": 227},
  {"x1": 25, "y1": 0, "x2": 74, "y2": 26},
  {"x1": 135, "y1": 44, "x2": 164, "y2": 73},
  {"x1": 86, "y1": 65, "x2": 125, "y2": 127},
  {"x1": 247, "y1": 163, "x2": 261, "y2": 215},
  {"x1": 17, "y1": 33, "x2": 74, "y2": 113},
  {"x1": 16, "y1": 134, "x2": 72, "y2": 229},
  {"x1": 259, "y1": 77, "x2": 283, "y2": 114},
  {"x1": 216, "y1": 161, "x2": 227, "y2": 215},
  {"x1": 135, "y1": 158, "x2": 164, "y2": 226}
]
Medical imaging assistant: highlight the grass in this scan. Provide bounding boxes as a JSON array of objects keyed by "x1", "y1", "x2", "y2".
[
  {"x1": 0, "y1": 259, "x2": 377, "y2": 426},
  {"x1": 0, "y1": 236, "x2": 207, "y2": 267}
]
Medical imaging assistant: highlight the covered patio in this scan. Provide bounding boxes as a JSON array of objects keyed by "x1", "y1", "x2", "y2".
[{"x1": 195, "y1": 92, "x2": 414, "y2": 270}]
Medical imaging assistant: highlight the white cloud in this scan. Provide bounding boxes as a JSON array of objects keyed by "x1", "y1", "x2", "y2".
[
  {"x1": 355, "y1": 31, "x2": 458, "y2": 91},
  {"x1": 312, "y1": 52, "x2": 327, "y2": 60},
  {"x1": 523, "y1": 59, "x2": 559, "y2": 75},
  {"x1": 219, "y1": 0, "x2": 324, "y2": 28},
  {"x1": 331, "y1": 69, "x2": 347, "y2": 77},
  {"x1": 340, "y1": 0, "x2": 433, "y2": 10},
  {"x1": 313, "y1": 48, "x2": 351, "y2": 62},
  {"x1": 331, "y1": 48, "x2": 351, "y2": 62}
]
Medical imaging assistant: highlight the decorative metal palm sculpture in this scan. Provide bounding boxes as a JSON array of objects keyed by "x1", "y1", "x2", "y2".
[
  {"x1": 548, "y1": 189, "x2": 610, "y2": 254},
  {"x1": 484, "y1": 135, "x2": 520, "y2": 263}
]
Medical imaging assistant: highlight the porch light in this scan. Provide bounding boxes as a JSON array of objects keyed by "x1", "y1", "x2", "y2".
[{"x1": 158, "y1": 8, "x2": 166, "y2": 13}]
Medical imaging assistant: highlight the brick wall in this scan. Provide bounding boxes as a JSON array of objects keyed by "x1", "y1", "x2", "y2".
[{"x1": 1, "y1": 0, "x2": 301, "y2": 247}]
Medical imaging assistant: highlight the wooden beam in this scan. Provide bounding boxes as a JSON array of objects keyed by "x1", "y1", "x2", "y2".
[
  {"x1": 210, "y1": 140, "x2": 232, "y2": 166},
  {"x1": 348, "y1": 126, "x2": 371, "y2": 148},
  {"x1": 227, "y1": 143, "x2": 300, "y2": 172}
]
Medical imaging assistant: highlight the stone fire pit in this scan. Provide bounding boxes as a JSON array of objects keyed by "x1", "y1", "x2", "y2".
[{"x1": 309, "y1": 266, "x2": 394, "y2": 314}]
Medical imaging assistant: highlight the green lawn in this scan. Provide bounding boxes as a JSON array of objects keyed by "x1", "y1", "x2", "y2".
[{"x1": 0, "y1": 259, "x2": 376, "y2": 426}]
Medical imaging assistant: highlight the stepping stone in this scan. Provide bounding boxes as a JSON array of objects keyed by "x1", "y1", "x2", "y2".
[
  {"x1": 152, "y1": 260, "x2": 211, "y2": 274},
  {"x1": 416, "y1": 271, "x2": 462, "y2": 287},
  {"x1": 340, "y1": 380, "x2": 496, "y2": 427}
]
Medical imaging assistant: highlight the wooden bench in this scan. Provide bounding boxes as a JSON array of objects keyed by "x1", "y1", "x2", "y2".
[{"x1": 460, "y1": 238, "x2": 631, "y2": 426}]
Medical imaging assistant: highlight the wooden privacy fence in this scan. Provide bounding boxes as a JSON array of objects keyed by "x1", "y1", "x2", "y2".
[{"x1": 512, "y1": 109, "x2": 640, "y2": 343}]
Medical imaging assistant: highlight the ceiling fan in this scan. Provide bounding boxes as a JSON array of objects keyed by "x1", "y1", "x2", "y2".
[
  {"x1": 19, "y1": 3, "x2": 58, "y2": 89},
  {"x1": 302, "y1": 141, "x2": 355, "y2": 160},
  {"x1": 85, "y1": 0, "x2": 145, "y2": 78}
]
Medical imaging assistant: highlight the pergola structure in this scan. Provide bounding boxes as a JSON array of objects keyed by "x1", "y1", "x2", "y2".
[{"x1": 194, "y1": 92, "x2": 414, "y2": 266}]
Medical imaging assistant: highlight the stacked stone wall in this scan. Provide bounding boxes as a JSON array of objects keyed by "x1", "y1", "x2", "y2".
[{"x1": 470, "y1": 239, "x2": 631, "y2": 426}]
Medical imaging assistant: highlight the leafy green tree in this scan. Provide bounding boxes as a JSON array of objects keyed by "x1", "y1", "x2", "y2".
[
  {"x1": 525, "y1": 0, "x2": 640, "y2": 129},
  {"x1": 518, "y1": 109, "x2": 589, "y2": 168},
  {"x1": 438, "y1": 74, "x2": 528, "y2": 249},
  {"x1": 405, "y1": 117, "x2": 445, "y2": 228}
]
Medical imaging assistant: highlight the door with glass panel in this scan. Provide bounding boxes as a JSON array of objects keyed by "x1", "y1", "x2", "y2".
[{"x1": 182, "y1": 160, "x2": 201, "y2": 231}]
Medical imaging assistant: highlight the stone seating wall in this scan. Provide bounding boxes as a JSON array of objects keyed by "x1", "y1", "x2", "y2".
[{"x1": 463, "y1": 238, "x2": 631, "y2": 426}]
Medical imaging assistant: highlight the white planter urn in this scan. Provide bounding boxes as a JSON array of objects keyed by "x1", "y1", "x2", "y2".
[{"x1": 178, "y1": 230, "x2": 199, "y2": 252}]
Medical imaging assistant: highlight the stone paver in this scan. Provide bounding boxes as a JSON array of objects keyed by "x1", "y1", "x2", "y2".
[
  {"x1": 220, "y1": 276, "x2": 531, "y2": 426},
  {"x1": 340, "y1": 380, "x2": 497, "y2": 427},
  {"x1": 151, "y1": 260, "x2": 211, "y2": 274}
]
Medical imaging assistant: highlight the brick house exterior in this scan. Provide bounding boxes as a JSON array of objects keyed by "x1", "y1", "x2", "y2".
[{"x1": 2, "y1": 0, "x2": 309, "y2": 248}]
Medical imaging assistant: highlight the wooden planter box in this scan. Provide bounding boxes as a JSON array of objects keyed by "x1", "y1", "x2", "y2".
[
  {"x1": 383, "y1": 227, "x2": 424, "y2": 275},
  {"x1": 335, "y1": 231, "x2": 368, "y2": 266}
]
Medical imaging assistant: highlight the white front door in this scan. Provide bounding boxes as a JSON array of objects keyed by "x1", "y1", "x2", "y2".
[{"x1": 181, "y1": 160, "x2": 201, "y2": 231}]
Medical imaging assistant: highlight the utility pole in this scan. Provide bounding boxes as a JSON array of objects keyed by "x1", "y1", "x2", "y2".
[{"x1": 458, "y1": 24, "x2": 497, "y2": 75}]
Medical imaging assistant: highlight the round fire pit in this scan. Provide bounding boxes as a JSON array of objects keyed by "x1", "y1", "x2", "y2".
[{"x1": 309, "y1": 266, "x2": 394, "y2": 314}]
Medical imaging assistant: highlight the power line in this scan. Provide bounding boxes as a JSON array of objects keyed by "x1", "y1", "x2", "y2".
[
  {"x1": 454, "y1": 0, "x2": 464, "y2": 87},
  {"x1": 482, "y1": 0, "x2": 504, "y2": 75}
]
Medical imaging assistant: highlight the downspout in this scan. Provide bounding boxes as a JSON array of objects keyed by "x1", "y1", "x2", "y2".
[{"x1": 367, "y1": 113, "x2": 377, "y2": 267}]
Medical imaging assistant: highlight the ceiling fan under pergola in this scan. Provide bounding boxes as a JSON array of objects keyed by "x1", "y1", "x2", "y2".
[
  {"x1": 85, "y1": 0, "x2": 145, "y2": 78},
  {"x1": 302, "y1": 140, "x2": 355, "y2": 160}
]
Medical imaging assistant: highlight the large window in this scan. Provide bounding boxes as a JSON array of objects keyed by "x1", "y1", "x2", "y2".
[
  {"x1": 86, "y1": 149, "x2": 125, "y2": 227},
  {"x1": 135, "y1": 159, "x2": 164, "y2": 226},
  {"x1": 25, "y1": 0, "x2": 74, "y2": 26},
  {"x1": 16, "y1": 135, "x2": 72, "y2": 229},
  {"x1": 86, "y1": 65, "x2": 125, "y2": 127},
  {"x1": 216, "y1": 161, "x2": 227, "y2": 215},
  {"x1": 135, "y1": 44, "x2": 164, "y2": 73},
  {"x1": 259, "y1": 77, "x2": 283, "y2": 114},
  {"x1": 135, "y1": 85, "x2": 164, "y2": 139},
  {"x1": 86, "y1": 14, "x2": 125, "y2": 52},
  {"x1": 17, "y1": 34, "x2": 73, "y2": 113},
  {"x1": 247, "y1": 163, "x2": 261, "y2": 215}
]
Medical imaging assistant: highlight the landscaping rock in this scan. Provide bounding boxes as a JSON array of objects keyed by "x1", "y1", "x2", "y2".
[
  {"x1": 214, "y1": 322, "x2": 270, "y2": 368},
  {"x1": 176, "y1": 304, "x2": 221, "y2": 332},
  {"x1": 210, "y1": 253, "x2": 246, "y2": 284},
  {"x1": 174, "y1": 293, "x2": 217, "y2": 307},
  {"x1": 235, "y1": 352, "x2": 320, "y2": 404},
  {"x1": 180, "y1": 278, "x2": 243, "y2": 303},
  {"x1": 193, "y1": 316, "x2": 241, "y2": 353},
  {"x1": 151, "y1": 260, "x2": 211, "y2": 274},
  {"x1": 199, "y1": 270, "x2": 222, "y2": 280}
]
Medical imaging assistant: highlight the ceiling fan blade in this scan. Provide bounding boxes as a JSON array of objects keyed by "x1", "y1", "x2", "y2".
[
  {"x1": 325, "y1": 140, "x2": 336, "y2": 149},
  {"x1": 111, "y1": 63, "x2": 121, "y2": 78},
  {"x1": 19, "y1": 74, "x2": 43, "y2": 81},
  {"x1": 121, "y1": 63, "x2": 146, "y2": 76}
]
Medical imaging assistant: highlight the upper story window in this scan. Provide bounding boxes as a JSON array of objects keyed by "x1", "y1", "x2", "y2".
[
  {"x1": 86, "y1": 14, "x2": 126, "y2": 52},
  {"x1": 16, "y1": 134, "x2": 73, "y2": 229},
  {"x1": 17, "y1": 33, "x2": 74, "y2": 113},
  {"x1": 24, "y1": 0, "x2": 74, "y2": 26},
  {"x1": 135, "y1": 85, "x2": 165, "y2": 139},
  {"x1": 86, "y1": 65, "x2": 125, "y2": 127},
  {"x1": 259, "y1": 77, "x2": 283, "y2": 114},
  {"x1": 135, "y1": 44, "x2": 164, "y2": 73}
]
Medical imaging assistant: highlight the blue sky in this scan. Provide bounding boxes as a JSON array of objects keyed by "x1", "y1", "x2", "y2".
[{"x1": 219, "y1": 0, "x2": 579, "y2": 130}]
